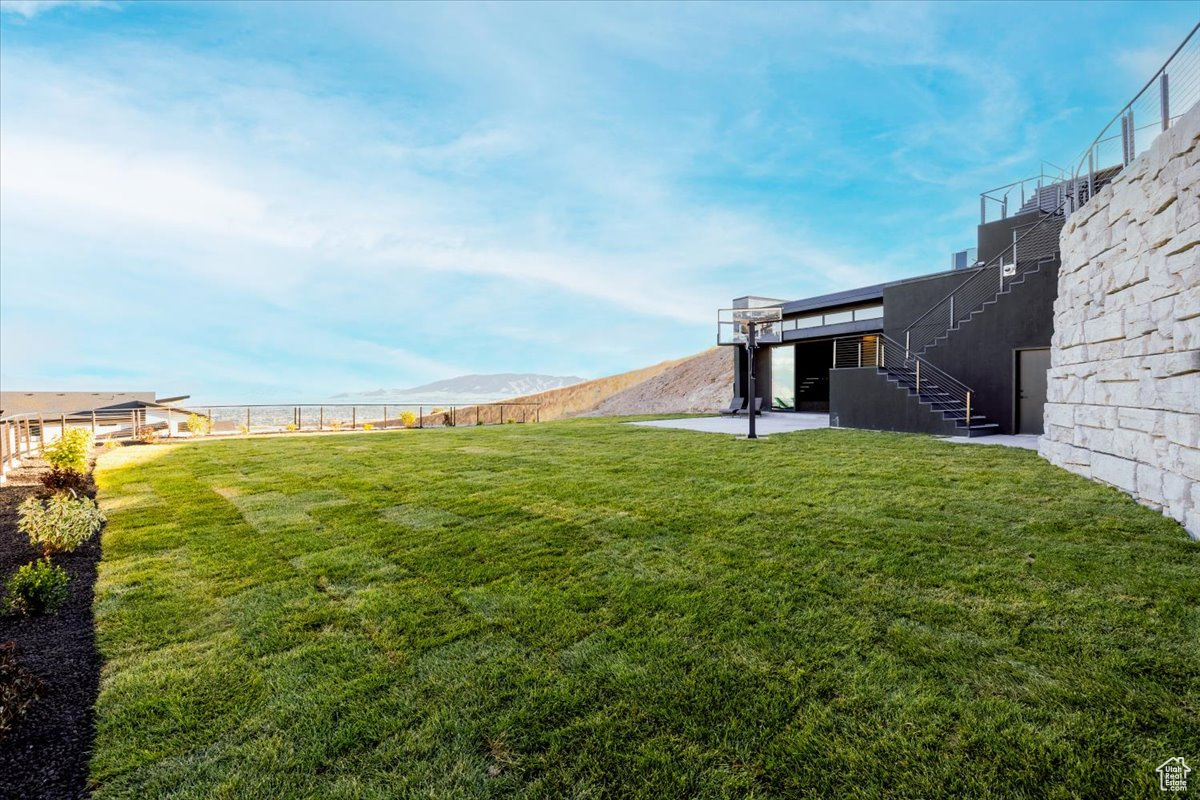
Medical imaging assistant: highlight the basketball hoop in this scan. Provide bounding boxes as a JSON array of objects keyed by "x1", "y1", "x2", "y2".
[{"x1": 716, "y1": 306, "x2": 783, "y2": 439}]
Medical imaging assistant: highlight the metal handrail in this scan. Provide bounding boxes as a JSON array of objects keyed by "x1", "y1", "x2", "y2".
[
  {"x1": 979, "y1": 162, "x2": 1068, "y2": 224},
  {"x1": 1068, "y1": 21, "x2": 1200, "y2": 215},
  {"x1": 833, "y1": 333, "x2": 978, "y2": 425},
  {"x1": 903, "y1": 202, "x2": 1066, "y2": 355}
]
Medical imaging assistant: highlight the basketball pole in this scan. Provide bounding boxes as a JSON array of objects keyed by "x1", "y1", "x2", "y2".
[{"x1": 746, "y1": 322, "x2": 757, "y2": 440}]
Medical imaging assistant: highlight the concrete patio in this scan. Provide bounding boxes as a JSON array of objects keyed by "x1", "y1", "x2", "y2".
[
  {"x1": 629, "y1": 413, "x2": 1042, "y2": 450},
  {"x1": 629, "y1": 412, "x2": 829, "y2": 437}
]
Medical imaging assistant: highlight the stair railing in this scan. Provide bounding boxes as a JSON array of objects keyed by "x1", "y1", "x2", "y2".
[
  {"x1": 903, "y1": 205, "x2": 1066, "y2": 356},
  {"x1": 833, "y1": 334, "x2": 976, "y2": 426}
]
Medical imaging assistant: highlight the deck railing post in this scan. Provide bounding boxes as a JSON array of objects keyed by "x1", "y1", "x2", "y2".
[
  {"x1": 60, "y1": 413, "x2": 67, "y2": 441},
  {"x1": 857, "y1": 339, "x2": 862, "y2": 368},
  {"x1": 1160, "y1": 72, "x2": 1170, "y2": 132},
  {"x1": 916, "y1": 361, "x2": 921, "y2": 394},
  {"x1": 1, "y1": 422, "x2": 8, "y2": 472},
  {"x1": 92, "y1": 410, "x2": 97, "y2": 434}
]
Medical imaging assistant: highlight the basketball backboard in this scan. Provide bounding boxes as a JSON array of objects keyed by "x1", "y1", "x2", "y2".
[{"x1": 717, "y1": 307, "x2": 783, "y2": 345}]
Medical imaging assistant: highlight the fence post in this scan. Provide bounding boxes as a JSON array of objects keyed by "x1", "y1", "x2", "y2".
[
  {"x1": 966, "y1": 391, "x2": 972, "y2": 427},
  {"x1": 319, "y1": 407, "x2": 324, "y2": 431},
  {"x1": 60, "y1": 413, "x2": 67, "y2": 441},
  {"x1": 419, "y1": 406, "x2": 423, "y2": 429},
  {"x1": 246, "y1": 407, "x2": 251, "y2": 434},
  {"x1": 352, "y1": 407, "x2": 356, "y2": 430},
  {"x1": 24, "y1": 418, "x2": 32, "y2": 454},
  {"x1": 382, "y1": 406, "x2": 386, "y2": 430},
  {"x1": 91, "y1": 410, "x2": 97, "y2": 434},
  {"x1": 37, "y1": 414, "x2": 44, "y2": 450},
  {"x1": 500, "y1": 405, "x2": 505, "y2": 423},
  {"x1": 536, "y1": 406, "x2": 540, "y2": 423},
  {"x1": 1, "y1": 422, "x2": 7, "y2": 473},
  {"x1": 1160, "y1": 72, "x2": 1170, "y2": 132},
  {"x1": 451, "y1": 406, "x2": 456, "y2": 427}
]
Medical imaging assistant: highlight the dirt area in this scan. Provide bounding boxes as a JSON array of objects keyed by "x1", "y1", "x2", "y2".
[
  {"x1": 0, "y1": 454, "x2": 101, "y2": 799},
  {"x1": 469, "y1": 348, "x2": 733, "y2": 422},
  {"x1": 588, "y1": 347, "x2": 731, "y2": 416}
]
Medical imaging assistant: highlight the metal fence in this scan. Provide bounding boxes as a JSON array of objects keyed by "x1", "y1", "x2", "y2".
[
  {"x1": 1068, "y1": 21, "x2": 1200, "y2": 215},
  {"x1": 0, "y1": 401, "x2": 541, "y2": 482}
]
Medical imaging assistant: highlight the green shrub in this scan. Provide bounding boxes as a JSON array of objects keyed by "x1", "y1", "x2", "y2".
[
  {"x1": 18, "y1": 492, "x2": 106, "y2": 558},
  {"x1": 0, "y1": 642, "x2": 44, "y2": 733},
  {"x1": 186, "y1": 414, "x2": 212, "y2": 435},
  {"x1": 401, "y1": 411, "x2": 417, "y2": 428},
  {"x1": 4, "y1": 560, "x2": 70, "y2": 616},
  {"x1": 43, "y1": 427, "x2": 91, "y2": 473}
]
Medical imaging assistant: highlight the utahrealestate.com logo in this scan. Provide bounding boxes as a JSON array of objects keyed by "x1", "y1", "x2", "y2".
[{"x1": 1157, "y1": 757, "x2": 1190, "y2": 792}]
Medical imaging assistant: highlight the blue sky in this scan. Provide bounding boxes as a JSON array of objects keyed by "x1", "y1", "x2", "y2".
[{"x1": 1, "y1": 1, "x2": 1195, "y2": 402}]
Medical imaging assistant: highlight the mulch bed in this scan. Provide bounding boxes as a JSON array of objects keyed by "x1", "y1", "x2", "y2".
[{"x1": 0, "y1": 455, "x2": 101, "y2": 799}]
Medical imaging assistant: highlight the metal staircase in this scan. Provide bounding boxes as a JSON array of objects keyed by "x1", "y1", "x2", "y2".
[
  {"x1": 904, "y1": 205, "x2": 1067, "y2": 357},
  {"x1": 833, "y1": 335, "x2": 999, "y2": 436}
]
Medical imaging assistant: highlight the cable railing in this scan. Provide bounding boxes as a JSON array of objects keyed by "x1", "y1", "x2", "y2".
[
  {"x1": 833, "y1": 334, "x2": 979, "y2": 426},
  {"x1": 1068, "y1": 21, "x2": 1200, "y2": 216},
  {"x1": 979, "y1": 162, "x2": 1068, "y2": 225},
  {"x1": 0, "y1": 401, "x2": 542, "y2": 480},
  {"x1": 904, "y1": 205, "x2": 1067, "y2": 356}
]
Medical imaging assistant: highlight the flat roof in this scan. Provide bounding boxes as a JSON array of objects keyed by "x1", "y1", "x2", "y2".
[{"x1": 773, "y1": 263, "x2": 987, "y2": 316}]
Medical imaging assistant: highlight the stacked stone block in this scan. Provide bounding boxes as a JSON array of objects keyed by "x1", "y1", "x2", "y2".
[{"x1": 1040, "y1": 102, "x2": 1200, "y2": 538}]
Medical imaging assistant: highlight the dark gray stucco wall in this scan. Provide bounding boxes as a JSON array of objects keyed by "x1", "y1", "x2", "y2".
[
  {"x1": 830, "y1": 368, "x2": 960, "y2": 435},
  {"x1": 881, "y1": 260, "x2": 1060, "y2": 434}
]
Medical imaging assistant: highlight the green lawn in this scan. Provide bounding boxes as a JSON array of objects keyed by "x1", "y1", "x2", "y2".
[{"x1": 91, "y1": 419, "x2": 1198, "y2": 799}]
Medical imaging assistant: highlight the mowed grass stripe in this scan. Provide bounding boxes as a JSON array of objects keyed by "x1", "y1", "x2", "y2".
[{"x1": 90, "y1": 420, "x2": 1199, "y2": 799}]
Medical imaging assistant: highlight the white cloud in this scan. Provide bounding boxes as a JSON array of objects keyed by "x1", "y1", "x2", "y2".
[{"x1": 0, "y1": 0, "x2": 113, "y2": 19}]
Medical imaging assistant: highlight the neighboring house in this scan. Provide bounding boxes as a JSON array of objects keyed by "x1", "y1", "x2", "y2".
[
  {"x1": 723, "y1": 186, "x2": 1073, "y2": 438},
  {"x1": 0, "y1": 391, "x2": 197, "y2": 437}
]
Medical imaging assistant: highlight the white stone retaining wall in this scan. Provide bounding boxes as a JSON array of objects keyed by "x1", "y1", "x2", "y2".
[{"x1": 1040, "y1": 102, "x2": 1200, "y2": 538}]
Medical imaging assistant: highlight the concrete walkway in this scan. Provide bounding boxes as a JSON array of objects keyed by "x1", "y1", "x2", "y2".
[
  {"x1": 628, "y1": 412, "x2": 830, "y2": 437},
  {"x1": 629, "y1": 414, "x2": 1042, "y2": 450},
  {"x1": 941, "y1": 433, "x2": 1041, "y2": 450}
]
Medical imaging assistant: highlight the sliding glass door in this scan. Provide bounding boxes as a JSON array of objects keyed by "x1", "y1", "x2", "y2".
[{"x1": 771, "y1": 346, "x2": 795, "y2": 410}]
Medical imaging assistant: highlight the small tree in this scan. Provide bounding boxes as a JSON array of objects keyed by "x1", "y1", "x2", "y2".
[
  {"x1": 401, "y1": 411, "x2": 417, "y2": 428},
  {"x1": 18, "y1": 492, "x2": 106, "y2": 559},
  {"x1": 186, "y1": 414, "x2": 212, "y2": 435},
  {"x1": 43, "y1": 428, "x2": 92, "y2": 474}
]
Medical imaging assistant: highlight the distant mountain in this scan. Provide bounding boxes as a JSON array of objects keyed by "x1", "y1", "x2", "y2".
[{"x1": 332, "y1": 373, "x2": 584, "y2": 402}]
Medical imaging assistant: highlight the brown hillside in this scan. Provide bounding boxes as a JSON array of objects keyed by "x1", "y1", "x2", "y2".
[{"x1": 432, "y1": 348, "x2": 732, "y2": 424}]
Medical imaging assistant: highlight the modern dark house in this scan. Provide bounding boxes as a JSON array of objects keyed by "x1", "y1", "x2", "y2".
[{"x1": 722, "y1": 175, "x2": 1093, "y2": 437}]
